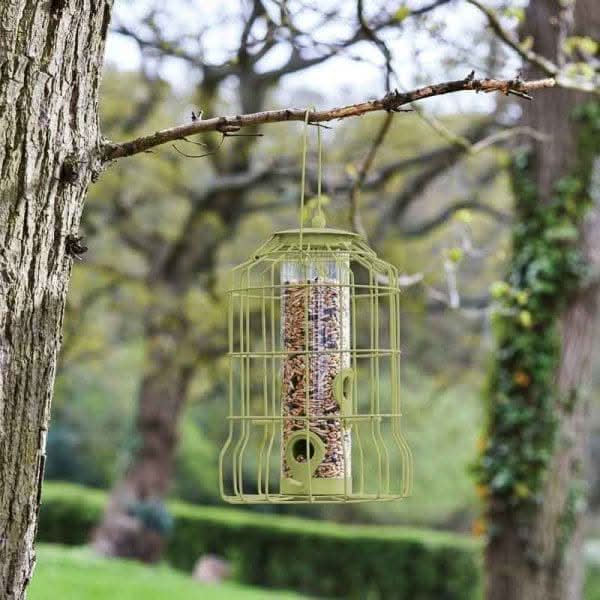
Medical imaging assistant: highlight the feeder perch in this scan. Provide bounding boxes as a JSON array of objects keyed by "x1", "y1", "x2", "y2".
[{"x1": 220, "y1": 227, "x2": 412, "y2": 503}]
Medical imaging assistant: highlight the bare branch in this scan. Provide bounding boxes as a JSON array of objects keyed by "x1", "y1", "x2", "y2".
[
  {"x1": 361, "y1": 146, "x2": 468, "y2": 190},
  {"x1": 411, "y1": 103, "x2": 472, "y2": 150},
  {"x1": 349, "y1": 113, "x2": 394, "y2": 238},
  {"x1": 411, "y1": 0, "x2": 453, "y2": 15},
  {"x1": 239, "y1": 0, "x2": 266, "y2": 63},
  {"x1": 112, "y1": 24, "x2": 205, "y2": 69},
  {"x1": 357, "y1": 0, "x2": 394, "y2": 91},
  {"x1": 156, "y1": 164, "x2": 280, "y2": 284},
  {"x1": 469, "y1": 125, "x2": 550, "y2": 152},
  {"x1": 101, "y1": 75, "x2": 555, "y2": 162},
  {"x1": 400, "y1": 197, "x2": 511, "y2": 237},
  {"x1": 372, "y1": 120, "x2": 493, "y2": 238}
]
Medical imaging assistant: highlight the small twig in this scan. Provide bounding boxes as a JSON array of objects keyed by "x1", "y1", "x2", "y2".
[
  {"x1": 172, "y1": 132, "x2": 227, "y2": 159},
  {"x1": 182, "y1": 137, "x2": 208, "y2": 147},
  {"x1": 172, "y1": 144, "x2": 217, "y2": 159},
  {"x1": 223, "y1": 132, "x2": 264, "y2": 137},
  {"x1": 410, "y1": 102, "x2": 472, "y2": 150}
]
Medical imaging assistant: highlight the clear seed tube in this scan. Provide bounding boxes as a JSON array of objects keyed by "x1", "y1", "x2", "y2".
[{"x1": 280, "y1": 258, "x2": 351, "y2": 494}]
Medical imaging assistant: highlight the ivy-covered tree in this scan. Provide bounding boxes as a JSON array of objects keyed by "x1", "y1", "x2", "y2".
[{"x1": 474, "y1": 1, "x2": 600, "y2": 599}]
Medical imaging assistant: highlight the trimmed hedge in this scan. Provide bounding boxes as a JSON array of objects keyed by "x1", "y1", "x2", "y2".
[{"x1": 39, "y1": 482, "x2": 481, "y2": 599}]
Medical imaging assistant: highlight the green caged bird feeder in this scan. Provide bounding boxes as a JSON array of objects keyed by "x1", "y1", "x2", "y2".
[{"x1": 219, "y1": 115, "x2": 412, "y2": 504}]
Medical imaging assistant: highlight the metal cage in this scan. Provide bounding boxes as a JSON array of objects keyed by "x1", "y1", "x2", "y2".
[{"x1": 220, "y1": 227, "x2": 412, "y2": 503}]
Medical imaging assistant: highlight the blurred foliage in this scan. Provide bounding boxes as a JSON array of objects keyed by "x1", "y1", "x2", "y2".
[
  {"x1": 49, "y1": 341, "x2": 143, "y2": 488},
  {"x1": 126, "y1": 499, "x2": 174, "y2": 535}
]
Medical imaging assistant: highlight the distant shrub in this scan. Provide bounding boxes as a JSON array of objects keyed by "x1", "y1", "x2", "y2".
[{"x1": 39, "y1": 482, "x2": 482, "y2": 599}]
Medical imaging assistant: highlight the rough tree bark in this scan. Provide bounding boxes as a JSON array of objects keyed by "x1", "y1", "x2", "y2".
[
  {"x1": 485, "y1": 1, "x2": 600, "y2": 599},
  {"x1": 0, "y1": 1, "x2": 113, "y2": 598}
]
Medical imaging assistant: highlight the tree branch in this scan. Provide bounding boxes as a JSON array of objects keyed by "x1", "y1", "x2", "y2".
[
  {"x1": 357, "y1": 0, "x2": 394, "y2": 91},
  {"x1": 400, "y1": 197, "x2": 511, "y2": 237},
  {"x1": 101, "y1": 75, "x2": 555, "y2": 162}
]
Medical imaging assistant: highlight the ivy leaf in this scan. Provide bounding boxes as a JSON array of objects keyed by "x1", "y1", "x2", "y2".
[
  {"x1": 519, "y1": 310, "x2": 533, "y2": 328},
  {"x1": 514, "y1": 482, "x2": 531, "y2": 499},
  {"x1": 490, "y1": 281, "x2": 510, "y2": 299},
  {"x1": 515, "y1": 291, "x2": 529, "y2": 306},
  {"x1": 491, "y1": 469, "x2": 513, "y2": 491}
]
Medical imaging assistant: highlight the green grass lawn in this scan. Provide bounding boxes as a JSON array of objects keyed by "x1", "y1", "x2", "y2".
[
  {"x1": 587, "y1": 568, "x2": 600, "y2": 600},
  {"x1": 28, "y1": 542, "x2": 600, "y2": 599},
  {"x1": 29, "y1": 544, "x2": 307, "y2": 600}
]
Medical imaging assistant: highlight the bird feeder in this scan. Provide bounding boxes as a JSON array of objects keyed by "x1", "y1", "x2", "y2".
[{"x1": 220, "y1": 228, "x2": 412, "y2": 503}]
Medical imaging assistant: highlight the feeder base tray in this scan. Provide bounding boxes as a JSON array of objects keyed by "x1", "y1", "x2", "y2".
[{"x1": 280, "y1": 477, "x2": 351, "y2": 496}]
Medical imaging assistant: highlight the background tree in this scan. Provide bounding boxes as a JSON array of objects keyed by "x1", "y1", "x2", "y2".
[{"x1": 470, "y1": 1, "x2": 600, "y2": 599}]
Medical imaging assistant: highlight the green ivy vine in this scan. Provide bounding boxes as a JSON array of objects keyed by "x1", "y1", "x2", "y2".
[{"x1": 473, "y1": 101, "x2": 600, "y2": 552}]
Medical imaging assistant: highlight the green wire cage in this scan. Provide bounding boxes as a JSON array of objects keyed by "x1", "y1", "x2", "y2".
[{"x1": 219, "y1": 227, "x2": 412, "y2": 503}]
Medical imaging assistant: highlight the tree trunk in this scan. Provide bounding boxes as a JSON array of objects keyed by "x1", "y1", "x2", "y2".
[
  {"x1": 0, "y1": 1, "x2": 112, "y2": 597},
  {"x1": 484, "y1": 1, "x2": 599, "y2": 599},
  {"x1": 486, "y1": 203, "x2": 600, "y2": 600},
  {"x1": 91, "y1": 316, "x2": 194, "y2": 562}
]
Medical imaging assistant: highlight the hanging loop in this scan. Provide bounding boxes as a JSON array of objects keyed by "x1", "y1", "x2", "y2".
[{"x1": 299, "y1": 108, "x2": 327, "y2": 243}]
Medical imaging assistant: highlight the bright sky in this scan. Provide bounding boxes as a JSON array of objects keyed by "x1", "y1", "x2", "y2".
[{"x1": 104, "y1": 0, "x2": 521, "y2": 115}]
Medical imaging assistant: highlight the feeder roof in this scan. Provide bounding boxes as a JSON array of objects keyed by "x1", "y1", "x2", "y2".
[{"x1": 271, "y1": 228, "x2": 361, "y2": 247}]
